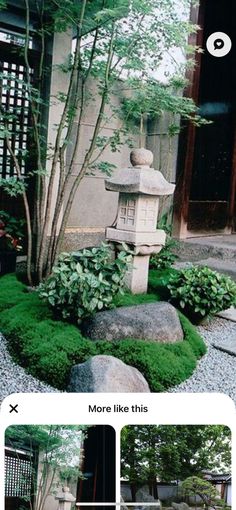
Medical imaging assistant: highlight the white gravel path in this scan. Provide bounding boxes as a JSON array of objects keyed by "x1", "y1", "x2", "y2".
[
  {"x1": 0, "y1": 317, "x2": 236, "y2": 402},
  {"x1": 170, "y1": 317, "x2": 236, "y2": 402},
  {"x1": 0, "y1": 334, "x2": 59, "y2": 403}
]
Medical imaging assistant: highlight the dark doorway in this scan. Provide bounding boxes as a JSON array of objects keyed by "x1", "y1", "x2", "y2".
[
  {"x1": 77, "y1": 425, "x2": 116, "y2": 510},
  {"x1": 188, "y1": 0, "x2": 236, "y2": 232},
  {"x1": 174, "y1": 0, "x2": 236, "y2": 235}
]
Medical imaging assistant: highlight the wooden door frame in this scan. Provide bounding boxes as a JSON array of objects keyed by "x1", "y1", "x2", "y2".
[
  {"x1": 229, "y1": 117, "x2": 236, "y2": 232},
  {"x1": 173, "y1": 0, "x2": 236, "y2": 238},
  {"x1": 172, "y1": 0, "x2": 205, "y2": 238}
]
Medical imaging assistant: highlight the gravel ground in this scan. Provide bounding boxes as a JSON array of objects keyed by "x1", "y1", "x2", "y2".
[
  {"x1": 170, "y1": 317, "x2": 236, "y2": 402},
  {"x1": 0, "y1": 334, "x2": 59, "y2": 403},
  {"x1": 0, "y1": 317, "x2": 236, "y2": 403}
]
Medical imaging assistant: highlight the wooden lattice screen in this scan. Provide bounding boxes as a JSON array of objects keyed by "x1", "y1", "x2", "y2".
[
  {"x1": 0, "y1": 58, "x2": 33, "y2": 180},
  {"x1": 5, "y1": 448, "x2": 33, "y2": 498}
]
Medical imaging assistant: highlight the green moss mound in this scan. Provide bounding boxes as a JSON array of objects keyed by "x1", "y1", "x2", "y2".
[{"x1": 0, "y1": 274, "x2": 206, "y2": 391}]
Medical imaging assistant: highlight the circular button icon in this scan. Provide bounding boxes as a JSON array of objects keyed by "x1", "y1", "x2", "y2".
[{"x1": 206, "y1": 32, "x2": 232, "y2": 57}]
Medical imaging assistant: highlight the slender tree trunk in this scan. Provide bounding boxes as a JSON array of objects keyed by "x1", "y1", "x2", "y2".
[
  {"x1": 37, "y1": 0, "x2": 88, "y2": 282},
  {"x1": 46, "y1": 25, "x2": 99, "y2": 271},
  {"x1": 45, "y1": 24, "x2": 115, "y2": 275},
  {"x1": 24, "y1": 0, "x2": 47, "y2": 277},
  {"x1": 5, "y1": 138, "x2": 33, "y2": 285},
  {"x1": 131, "y1": 483, "x2": 137, "y2": 502}
]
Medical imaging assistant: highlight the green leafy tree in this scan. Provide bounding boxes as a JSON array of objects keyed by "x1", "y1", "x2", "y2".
[
  {"x1": 5, "y1": 425, "x2": 88, "y2": 510},
  {"x1": 121, "y1": 425, "x2": 231, "y2": 501},
  {"x1": 0, "y1": 0, "x2": 206, "y2": 284}
]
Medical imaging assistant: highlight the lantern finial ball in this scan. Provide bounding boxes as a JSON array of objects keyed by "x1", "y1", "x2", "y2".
[{"x1": 130, "y1": 148, "x2": 153, "y2": 168}]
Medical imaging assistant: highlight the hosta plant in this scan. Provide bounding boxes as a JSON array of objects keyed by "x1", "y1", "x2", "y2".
[
  {"x1": 168, "y1": 265, "x2": 236, "y2": 323},
  {"x1": 39, "y1": 243, "x2": 132, "y2": 322}
]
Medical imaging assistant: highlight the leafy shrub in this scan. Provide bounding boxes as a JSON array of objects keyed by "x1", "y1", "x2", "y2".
[
  {"x1": 39, "y1": 244, "x2": 132, "y2": 322},
  {"x1": 168, "y1": 265, "x2": 236, "y2": 322},
  {"x1": 150, "y1": 237, "x2": 179, "y2": 270},
  {"x1": 0, "y1": 274, "x2": 206, "y2": 391}
]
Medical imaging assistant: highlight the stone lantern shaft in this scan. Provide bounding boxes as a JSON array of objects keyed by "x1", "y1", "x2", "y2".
[{"x1": 105, "y1": 148, "x2": 175, "y2": 294}]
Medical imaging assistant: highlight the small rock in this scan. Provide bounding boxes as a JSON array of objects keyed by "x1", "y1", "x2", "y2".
[
  {"x1": 82, "y1": 302, "x2": 183, "y2": 343},
  {"x1": 68, "y1": 355, "x2": 150, "y2": 392}
]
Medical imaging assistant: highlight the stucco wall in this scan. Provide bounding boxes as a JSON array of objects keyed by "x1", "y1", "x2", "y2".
[
  {"x1": 64, "y1": 76, "x2": 140, "y2": 230},
  {"x1": 48, "y1": 33, "x2": 179, "y2": 251},
  {"x1": 47, "y1": 33, "x2": 140, "y2": 249}
]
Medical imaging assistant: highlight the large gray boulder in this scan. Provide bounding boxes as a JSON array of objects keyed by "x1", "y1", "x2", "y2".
[
  {"x1": 82, "y1": 302, "x2": 183, "y2": 342},
  {"x1": 172, "y1": 503, "x2": 190, "y2": 510},
  {"x1": 121, "y1": 485, "x2": 132, "y2": 502},
  {"x1": 120, "y1": 495, "x2": 129, "y2": 510},
  {"x1": 136, "y1": 487, "x2": 161, "y2": 510},
  {"x1": 68, "y1": 355, "x2": 150, "y2": 392}
]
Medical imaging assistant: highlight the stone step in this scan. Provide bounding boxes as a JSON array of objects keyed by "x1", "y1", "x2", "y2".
[
  {"x1": 213, "y1": 337, "x2": 236, "y2": 357},
  {"x1": 174, "y1": 235, "x2": 236, "y2": 261},
  {"x1": 216, "y1": 307, "x2": 236, "y2": 322}
]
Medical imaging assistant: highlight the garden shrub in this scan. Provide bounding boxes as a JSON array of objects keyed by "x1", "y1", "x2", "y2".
[
  {"x1": 39, "y1": 244, "x2": 132, "y2": 322},
  {"x1": 149, "y1": 237, "x2": 179, "y2": 270},
  {"x1": 0, "y1": 274, "x2": 206, "y2": 391},
  {"x1": 168, "y1": 265, "x2": 236, "y2": 322}
]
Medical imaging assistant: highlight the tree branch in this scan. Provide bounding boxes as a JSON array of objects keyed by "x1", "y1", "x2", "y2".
[{"x1": 37, "y1": 0, "x2": 88, "y2": 280}]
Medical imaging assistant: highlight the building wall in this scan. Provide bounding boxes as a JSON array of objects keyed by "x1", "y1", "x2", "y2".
[
  {"x1": 32, "y1": 10, "x2": 180, "y2": 250},
  {"x1": 120, "y1": 482, "x2": 203, "y2": 504},
  {"x1": 47, "y1": 34, "x2": 180, "y2": 252},
  {"x1": 226, "y1": 484, "x2": 232, "y2": 506},
  {"x1": 47, "y1": 32, "x2": 143, "y2": 250}
]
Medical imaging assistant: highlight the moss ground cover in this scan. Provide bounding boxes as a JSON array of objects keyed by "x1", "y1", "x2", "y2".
[
  {"x1": 148, "y1": 268, "x2": 177, "y2": 298},
  {"x1": 0, "y1": 273, "x2": 206, "y2": 391}
]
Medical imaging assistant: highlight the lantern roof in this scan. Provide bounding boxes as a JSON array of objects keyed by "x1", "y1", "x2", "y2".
[{"x1": 105, "y1": 148, "x2": 175, "y2": 196}]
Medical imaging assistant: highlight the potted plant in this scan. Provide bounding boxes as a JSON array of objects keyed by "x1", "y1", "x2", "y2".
[{"x1": 0, "y1": 211, "x2": 24, "y2": 275}]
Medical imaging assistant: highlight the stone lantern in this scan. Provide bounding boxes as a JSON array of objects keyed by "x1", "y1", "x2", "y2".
[
  {"x1": 55, "y1": 486, "x2": 76, "y2": 510},
  {"x1": 105, "y1": 148, "x2": 175, "y2": 294}
]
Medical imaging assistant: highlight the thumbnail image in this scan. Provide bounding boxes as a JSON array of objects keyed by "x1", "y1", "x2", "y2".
[
  {"x1": 5, "y1": 424, "x2": 115, "y2": 510},
  {"x1": 121, "y1": 425, "x2": 231, "y2": 509}
]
